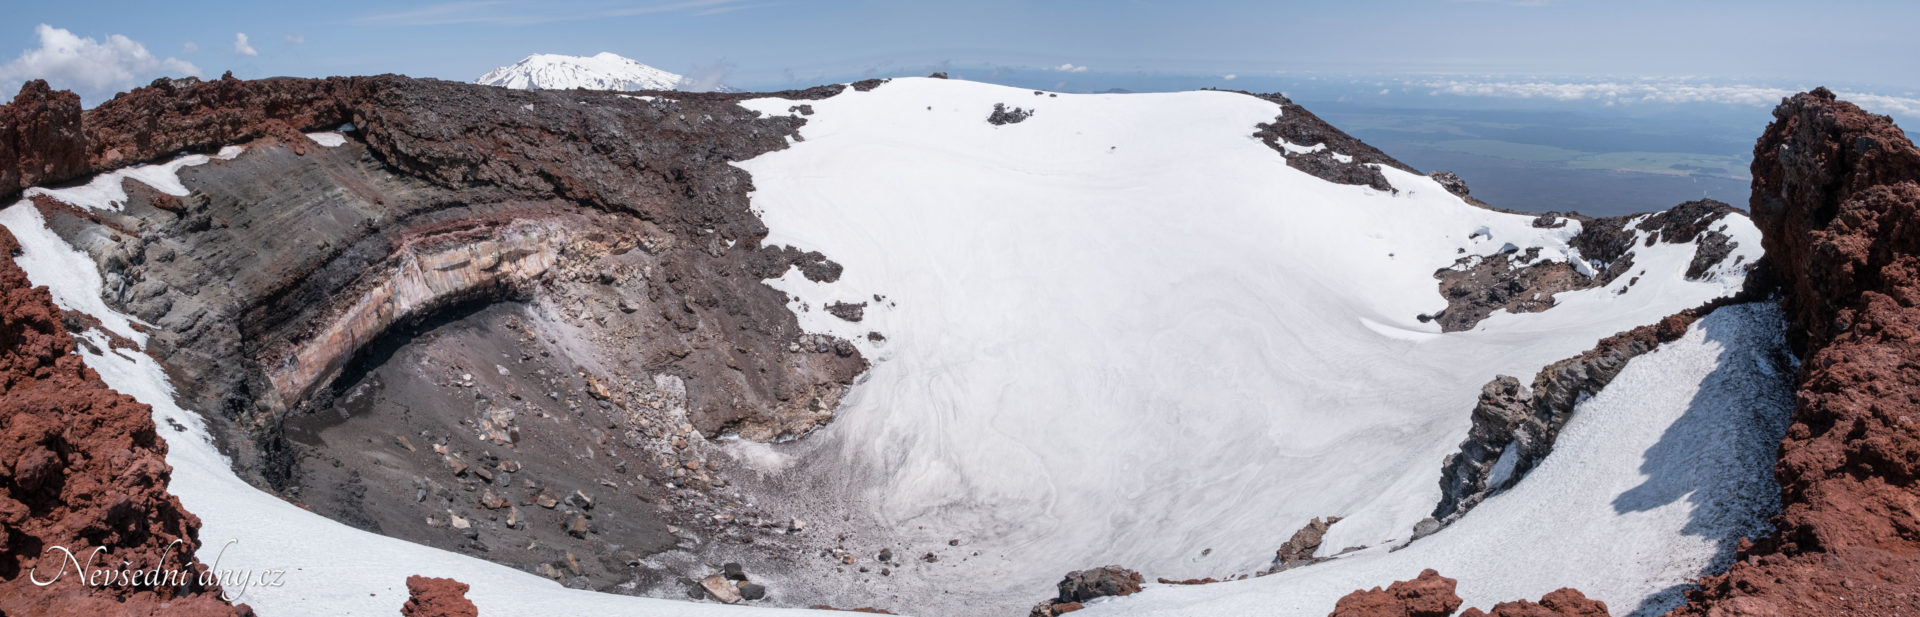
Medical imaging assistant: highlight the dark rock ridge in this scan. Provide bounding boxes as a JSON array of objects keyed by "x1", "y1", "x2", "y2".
[
  {"x1": 1428, "y1": 199, "x2": 1747, "y2": 332},
  {"x1": 1431, "y1": 286, "x2": 1766, "y2": 524},
  {"x1": 1658, "y1": 89, "x2": 1920, "y2": 616},
  {"x1": 1237, "y1": 90, "x2": 1417, "y2": 193},
  {"x1": 1, "y1": 75, "x2": 870, "y2": 592},
  {"x1": 0, "y1": 227, "x2": 251, "y2": 616}
]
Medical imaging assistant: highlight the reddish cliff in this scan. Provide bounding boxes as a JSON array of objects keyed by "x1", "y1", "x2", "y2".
[
  {"x1": 0, "y1": 226, "x2": 249, "y2": 615},
  {"x1": 1662, "y1": 88, "x2": 1920, "y2": 616}
]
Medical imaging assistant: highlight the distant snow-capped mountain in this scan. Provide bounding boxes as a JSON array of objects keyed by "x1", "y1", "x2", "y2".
[{"x1": 475, "y1": 52, "x2": 715, "y2": 92}]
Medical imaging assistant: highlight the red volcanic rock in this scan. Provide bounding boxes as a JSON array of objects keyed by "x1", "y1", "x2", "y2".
[
  {"x1": 82, "y1": 72, "x2": 351, "y2": 169},
  {"x1": 0, "y1": 80, "x2": 87, "y2": 195},
  {"x1": 1328, "y1": 569, "x2": 1464, "y2": 617},
  {"x1": 1656, "y1": 88, "x2": 1920, "y2": 617},
  {"x1": 1462, "y1": 588, "x2": 1611, "y2": 617},
  {"x1": 401, "y1": 575, "x2": 478, "y2": 617},
  {"x1": 0, "y1": 226, "x2": 249, "y2": 615},
  {"x1": 0, "y1": 73, "x2": 353, "y2": 199}
]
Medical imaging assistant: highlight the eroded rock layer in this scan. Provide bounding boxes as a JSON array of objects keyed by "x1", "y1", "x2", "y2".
[{"x1": 2, "y1": 75, "x2": 869, "y2": 594}]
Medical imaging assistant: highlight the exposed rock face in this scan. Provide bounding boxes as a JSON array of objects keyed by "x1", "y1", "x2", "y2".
[
  {"x1": 1031, "y1": 566, "x2": 1143, "y2": 616},
  {"x1": 1432, "y1": 292, "x2": 1757, "y2": 523},
  {"x1": 0, "y1": 227, "x2": 250, "y2": 616},
  {"x1": 1328, "y1": 569, "x2": 1463, "y2": 617},
  {"x1": 1461, "y1": 588, "x2": 1611, "y2": 617},
  {"x1": 3, "y1": 75, "x2": 870, "y2": 593},
  {"x1": 1272, "y1": 515, "x2": 1343, "y2": 571},
  {"x1": 400, "y1": 575, "x2": 477, "y2": 617},
  {"x1": 0, "y1": 80, "x2": 87, "y2": 195},
  {"x1": 1430, "y1": 171, "x2": 1471, "y2": 198},
  {"x1": 1244, "y1": 91, "x2": 1416, "y2": 192},
  {"x1": 1658, "y1": 89, "x2": 1920, "y2": 616},
  {"x1": 1429, "y1": 199, "x2": 1746, "y2": 332}
]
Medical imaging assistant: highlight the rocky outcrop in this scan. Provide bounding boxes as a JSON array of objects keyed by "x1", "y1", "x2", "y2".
[
  {"x1": 1462, "y1": 588, "x2": 1610, "y2": 617},
  {"x1": 988, "y1": 103, "x2": 1033, "y2": 125},
  {"x1": 1657, "y1": 89, "x2": 1920, "y2": 616},
  {"x1": 1432, "y1": 291, "x2": 1758, "y2": 523},
  {"x1": 0, "y1": 80, "x2": 87, "y2": 195},
  {"x1": 1328, "y1": 569, "x2": 1463, "y2": 617},
  {"x1": 1241, "y1": 90, "x2": 1416, "y2": 192},
  {"x1": 1331, "y1": 571, "x2": 1608, "y2": 617},
  {"x1": 5, "y1": 74, "x2": 870, "y2": 594},
  {"x1": 0, "y1": 227, "x2": 250, "y2": 616},
  {"x1": 1428, "y1": 199, "x2": 1746, "y2": 332},
  {"x1": 1031, "y1": 566, "x2": 1143, "y2": 616},
  {"x1": 400, "y1": 575, "x2": 477, "y2": 617},
  {"x1": 1271, "y1": 515, "x2": 1343, "y2": 572}
]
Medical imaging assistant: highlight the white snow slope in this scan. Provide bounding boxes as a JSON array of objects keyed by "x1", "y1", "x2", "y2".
[
  {"x1": 476, "y1": 52, "x2": 691, "y2": 92},
  {"x1": 726, "y1": 77, "x2": 1783, "y2": 614}
]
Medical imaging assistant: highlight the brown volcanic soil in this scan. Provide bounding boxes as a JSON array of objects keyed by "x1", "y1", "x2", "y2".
[
  {"x1": 1657, "y1": 89, "x2": 1920, "y2": 616},
  {"x1": 0, "y1": 227, "x2": 248, "y2": 615}
]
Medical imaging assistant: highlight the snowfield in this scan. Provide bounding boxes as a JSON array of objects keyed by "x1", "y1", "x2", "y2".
[
  {"x1": 0, "y1": 76, "x2": 1790, "y2": 616},
  {"x1": 729, "y1": 78, "x2": 1777, "y2": 613}
]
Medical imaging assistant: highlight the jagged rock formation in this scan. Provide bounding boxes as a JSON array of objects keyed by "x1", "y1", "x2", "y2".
[
  {"x1": 1242, "y1": 90, "x2": 1416, "y2": 192},
  {"x1": 1462, "y1": 589, "x2": 1610, "y2": 617},
  {"x1": 1030, "y1": 566, "x2": 1143, "y2": 616},
  {"x1": 988, "y1": 103, "x2": 1033, "y2": 125},
  {"x1": 1270, "y1": 515, "x2": 1343, "y2": 572},
  {"x1": 1332, "y1": 571, "x2": 1608, "y2": 617},
  {"x1": 1429, "y1": 199, "x2": 1746, "y2": 332},
  {"x1": 1659, "y1": 89, "x2": 1920, "y2": 616},
  {"x1": 400, "y1": 575, "x2": 478, "y2": 617},
  {"x1": 0, "y1": 227, "x2": 250, "y2": 616},
  {"x1": 1328, "y1": 569, "x2": 1464, "y2": 617},
  {"x1": 1432, "y1": 290, "x2": 1760, "y2": 523}
]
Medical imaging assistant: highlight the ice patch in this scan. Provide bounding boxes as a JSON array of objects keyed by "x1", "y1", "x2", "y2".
[{"x1": 305, "y1": 132, "x2": 347, "y2": 147}]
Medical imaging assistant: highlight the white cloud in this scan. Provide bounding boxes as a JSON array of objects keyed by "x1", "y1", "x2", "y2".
[
  {"x1": 182, "y1": 41, "x2": 199, "y2": 54},
  {"x1": 0, "y1": 24, "x2": 201, "y2": 105},
  {"x1": 1053, "y1": 63, "x2": 1088, "y2": 73},
  {"x1": 1379, "y1": 88, "x2": 1391, "y2": 95},
  {"x1": 284, "y1": 34, "x2": 306, "y2": 45},
  {"x1": 1416, "y1": 78, "x2": 1920, "y2": 119},
  {"x1": 234, "y1": 32, "x2": 257, "y2": 56},
  {"x1": 1222, "y1": 74, "x2": 1237, "y2": 81}
]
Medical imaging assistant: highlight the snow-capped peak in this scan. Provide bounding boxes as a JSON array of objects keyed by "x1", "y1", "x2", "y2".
[{"x1": 476, "y1": 52, "x2": 694, "y2": 92}]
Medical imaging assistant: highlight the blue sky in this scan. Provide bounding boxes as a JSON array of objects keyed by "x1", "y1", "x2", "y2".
[{"x1": 2, "y1": 0, "x2": 1918, "y2": 106}]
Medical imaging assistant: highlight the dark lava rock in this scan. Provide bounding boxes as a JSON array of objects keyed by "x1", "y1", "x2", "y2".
[
  {"x1": 826, "y1": 301, "x2": 867, "y2": 322},
  {"x1": 723, "y1": 562, "x2": 747, "y2": 581},
  {"x1": 1272, "y1": 515, "x2": 1343, "y2": 570},
  {"x1": 739, "y1": 582, "x2": 767, "y2": 601},
  {"x1": 1056, "y1": 566, "x2": 1143, "y2": 603},
  {"x1": 1430, "y1": 170, "x2": 1471, "y2": 197},
  {"x1": 988, "y1": 103, "x2": 1033, "y2": 126}
]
